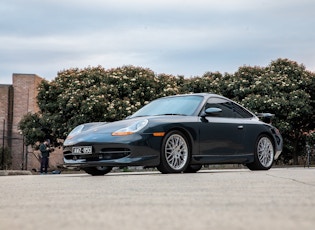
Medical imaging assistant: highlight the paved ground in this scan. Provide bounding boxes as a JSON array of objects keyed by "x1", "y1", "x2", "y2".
[{"x1": 0, "y1": 167, "x2": 314, "y2": 230}]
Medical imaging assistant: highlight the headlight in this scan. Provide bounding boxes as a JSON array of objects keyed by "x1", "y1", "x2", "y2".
[
  {"x1": 112, "y1": 119, "x2": 148, "y2": 136},
  {"x1": 65, "y1": 125, "x2": 84, "y2": 140}
]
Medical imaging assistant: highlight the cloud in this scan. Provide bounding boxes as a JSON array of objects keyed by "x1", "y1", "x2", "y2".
[{"x1": 0, "y1": 0, "x2": 314, "y2": 84}]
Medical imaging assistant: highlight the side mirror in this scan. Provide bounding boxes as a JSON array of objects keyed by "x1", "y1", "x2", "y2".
[
  {"x1": 206, "y1": 107, "x2": 222, "y2": 114},
  {"x1": 201, "y1": 107, "x2": 222, "y2": 117},
  {"x1": 256, "y1": 113, "x2": 275, "y2": 124}
]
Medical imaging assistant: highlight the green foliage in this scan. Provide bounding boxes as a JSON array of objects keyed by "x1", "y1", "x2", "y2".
[
  {"x1": 18, "y1": 113, "x2": 48, "y2": 146},
  {"x1": 306, "y1": 132, "x2": 315, "y2": 146},
  {"x1": 222, "y1": 59, "x2": 315, "y2": 163},
  {"x1": 180, "y1": 59, "x2": 314, "y2": 164},
  {"x1": 181, "y1": 71, "x2": 223, "y2": 94},
  {"x1": 18, "y1": 60, "x2": 315, "y2": 164},
  {"x1": 35, "y1": 65, "x2": 168, "y2": 139}
]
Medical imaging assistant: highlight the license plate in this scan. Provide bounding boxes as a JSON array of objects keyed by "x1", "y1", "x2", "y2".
[{"x1": 72, "y1": 146, "x2": 92, "y2": 155}]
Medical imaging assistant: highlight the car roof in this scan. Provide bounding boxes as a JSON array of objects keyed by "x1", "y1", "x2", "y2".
[{"x1": 163, "y1": 93, "x2": 226, "y2": 99}]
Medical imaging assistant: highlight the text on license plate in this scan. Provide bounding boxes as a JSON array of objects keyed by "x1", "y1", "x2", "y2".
[{"x1": 72, "y1": 146, "x2": 92, "y2": 155}]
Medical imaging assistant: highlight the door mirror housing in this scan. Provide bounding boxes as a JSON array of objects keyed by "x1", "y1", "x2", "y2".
[
  {"x1": 201, "y1": 107, "x2": 222, "y2": 117},
  {"x1": 256, "y1": 113, "x2": 275, "y2": 124}
]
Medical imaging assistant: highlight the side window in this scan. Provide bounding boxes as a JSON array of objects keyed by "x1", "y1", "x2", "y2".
[
  {"x1": 232, "y1": 102, "x2": 253, "y2": 118},
  {"x1": 205, "y1": 97, "x2": 234, "y2": 118}
]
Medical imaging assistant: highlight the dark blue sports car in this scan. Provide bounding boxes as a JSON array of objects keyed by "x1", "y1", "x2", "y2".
[{"x1": 63, "y1": 93, "x2": 283, "y2": 175}]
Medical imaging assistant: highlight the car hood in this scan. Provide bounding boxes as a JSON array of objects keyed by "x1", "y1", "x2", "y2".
[
  {"x1": 69, "y1": 117, "x2": 146, "y2": 135},
  {"x1": 63, "y1": 117, "x2": 148, "y2": 146},
  {"x1": 63, "y1": 115, "x2": 196, "y2": 146}
]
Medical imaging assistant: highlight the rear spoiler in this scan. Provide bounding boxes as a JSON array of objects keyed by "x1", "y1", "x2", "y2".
[{"x1": 256, "y1": 113, "x2": 275, "y2": 124}]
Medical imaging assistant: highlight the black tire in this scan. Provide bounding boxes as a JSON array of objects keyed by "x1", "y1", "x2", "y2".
[
  {"x1": 157, "y1": 130, "x2": 191, "y2": 174},
  {"x1": 83, "y1": 166, "x2": 112, "y2": 176},
  {"x1": 247, "y1": 135, "x2": 275, "y2": 170},
  {"x1": 184, "y1": 165, "x2": 202, "y2": 173}
]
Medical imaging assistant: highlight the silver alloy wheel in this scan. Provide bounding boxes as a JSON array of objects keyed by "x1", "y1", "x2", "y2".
[
  {"x1": 165, "y1": 134, "x2": 189, "y2": 170},
  {"x1": 257, "y1": 136, "x2": 274, "y2": 168}
]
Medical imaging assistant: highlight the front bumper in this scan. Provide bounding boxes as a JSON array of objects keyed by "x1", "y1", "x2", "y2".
[
  {"x1": 63, "y1": 133, "x2": 162, "y2": 168},
  {"x1": 63, "y1": 155, "x2": 158, "y2": 168}
]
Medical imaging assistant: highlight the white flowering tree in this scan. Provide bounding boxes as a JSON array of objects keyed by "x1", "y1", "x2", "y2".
[
  {"x1": 34, "y1": 65, "x2": 172, "y2": 139},
  {"x1": 231, "y1": 59, "x2": 315, "y2": 164},
  {"x1": 179, "y1": 71, "x2": 223, "y2": 94},
  {"x1": 181, "y1": 59, "x2": 314, "y2": 164},
  {"x1": 19, "y1": 59, "x2": 315, "y2": 165}
]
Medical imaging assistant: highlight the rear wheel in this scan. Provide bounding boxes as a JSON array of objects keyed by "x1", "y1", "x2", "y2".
[
  {"x1": 247, "y1": 135, "x2": 274, "y2": 170},
  {"x1": 83, "y1": 166, "x2": 112, "y2": 176},
  {"x1": 157, "y1": 130, "x2": 190, "y2": 174}
]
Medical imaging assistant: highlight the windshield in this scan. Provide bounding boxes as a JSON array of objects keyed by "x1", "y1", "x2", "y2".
[{"x1": 130, "y1": 95, "x2": 203, "y2": 118}]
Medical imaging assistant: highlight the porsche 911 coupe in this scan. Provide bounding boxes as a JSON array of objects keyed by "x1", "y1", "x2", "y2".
[{"x1": 63, "y1": 93, "x2": 283, "y2": 175}]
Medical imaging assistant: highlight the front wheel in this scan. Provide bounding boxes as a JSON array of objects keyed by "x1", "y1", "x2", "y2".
[
  {"x1": 247, "y1": 135, "x2": 274, "y2": 170},
  {"x1": 157, "y1": 130, "x2": 191, "y2": 174},
  {"x1": 83, "y1": 166, "x2": 112, "y2": 176}
]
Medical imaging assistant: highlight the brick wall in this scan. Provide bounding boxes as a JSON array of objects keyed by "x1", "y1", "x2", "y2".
[
  {"x1": 10, "y1": 74, "x2": 42, "y2": 169},
  {"x1": 1, "y1": 74, "x2": 64, "y2": 171},
  {"x1": 0, "y1": 84, "x2": 12, "y2": 148}
]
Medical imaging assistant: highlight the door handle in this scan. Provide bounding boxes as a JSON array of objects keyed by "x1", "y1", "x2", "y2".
[{"x1": 238, "y1": 125, "x2": 244, "y2": 129}]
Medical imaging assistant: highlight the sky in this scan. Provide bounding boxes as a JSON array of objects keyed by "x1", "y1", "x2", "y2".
[{"x1": 1, "y1": 0, "x2": 315, "y2": 84}]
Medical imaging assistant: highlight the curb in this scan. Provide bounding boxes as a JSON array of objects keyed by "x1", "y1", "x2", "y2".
[{"x1": 0, "y1": 170, "x2": 33, "y2": 176}]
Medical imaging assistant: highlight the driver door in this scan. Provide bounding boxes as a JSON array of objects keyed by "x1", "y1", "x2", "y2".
[{"x1": 199, "y1": 97, "x2": 246, "y2": 156}]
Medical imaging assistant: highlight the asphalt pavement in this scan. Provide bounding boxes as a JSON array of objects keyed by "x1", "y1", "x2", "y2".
[{"x1": 0, "y1": 167, "x2": 314, "y2": 230}]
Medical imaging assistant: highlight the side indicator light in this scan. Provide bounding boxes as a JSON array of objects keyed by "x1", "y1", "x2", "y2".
[
  {"x1": 153, "y1": 132, "x2": 165, "y2": 137},
  {"x1": 112, "y1": 131, "x2": 134, "y2": 136}
]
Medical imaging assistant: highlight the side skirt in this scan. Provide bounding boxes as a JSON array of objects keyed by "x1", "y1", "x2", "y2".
[{"x1": 191, "y1": 154, "x2": 254, "y2": 165}]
